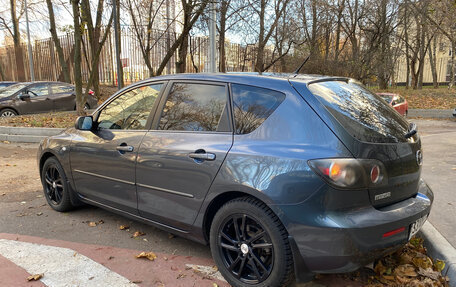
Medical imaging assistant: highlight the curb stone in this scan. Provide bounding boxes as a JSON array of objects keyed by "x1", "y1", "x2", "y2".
[
  {"x1": 408, "y1": 109, "x2": 454, "y2": 119},
  {"x1": 0, "y1": 126, "x2": 65, "y2": 143},
  {"x1": 418, "y1": 221, "x2": 456, "y2": 286}
]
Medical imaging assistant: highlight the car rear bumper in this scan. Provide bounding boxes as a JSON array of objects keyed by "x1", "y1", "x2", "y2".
[{"x1": 283, "y1": 178, "x2": 433, "y2": 275}]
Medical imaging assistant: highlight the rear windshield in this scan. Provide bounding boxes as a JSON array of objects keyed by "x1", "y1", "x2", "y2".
[{"x1": 307, "y1": 80, "x2": 409, "y2": 143}]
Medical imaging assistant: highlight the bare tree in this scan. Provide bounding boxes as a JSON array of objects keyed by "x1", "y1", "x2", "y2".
[
  {"x1": 80, "y1": 0, "x2": 114, "y2": 100},
  {"x1": 155, "y1": 0, "x2": 209, "y2": 76},
  {"x1": 71, "y1": 0, "x2": 84, "y2": 115},
  {"x1": 45, "y1": 0, "x2": 71, "y2": 83}
]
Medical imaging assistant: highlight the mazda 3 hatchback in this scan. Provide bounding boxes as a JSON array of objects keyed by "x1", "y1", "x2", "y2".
[{"x1": 38, "y1": 73, "x2": 433, "y2": 287}]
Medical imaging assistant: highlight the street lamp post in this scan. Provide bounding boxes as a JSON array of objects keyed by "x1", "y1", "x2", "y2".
[
  {"x1": 209, "y1": 0, "x2": 216, "y2": 73},
  {"x1": 112, "y1": 0, "x2": 122, "y2": 90},
  {"x1": 24, "y1": 0, "x2": 34, "y2": 81}
]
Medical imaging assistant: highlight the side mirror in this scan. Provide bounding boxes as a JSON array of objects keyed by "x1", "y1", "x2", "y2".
[
  {"x1": 19, "y1": 93, "x2": 30, "y2": 100},
  {"x1": 75, "y1": 116, "x2": 93, "y2": 131}
]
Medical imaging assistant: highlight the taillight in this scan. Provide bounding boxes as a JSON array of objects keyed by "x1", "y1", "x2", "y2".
[{"x1": 308, "y1": 158, "x2": 387, "y2": 189}]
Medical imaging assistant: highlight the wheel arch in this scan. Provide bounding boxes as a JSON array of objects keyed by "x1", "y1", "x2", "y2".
[
  {"x1": 202, "y1": 190, "x2": 283, "y2": 243},
  {"x1": 39, "y1": 151, "x2": 58, "y2": 177},
  {"x1": 0, "y1": 106, "x2": 19, "y2": 115}
]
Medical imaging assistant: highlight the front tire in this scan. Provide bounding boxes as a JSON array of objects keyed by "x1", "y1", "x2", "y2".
[
  {"x1": 210, "y1": 197, "x2": 294, "y2": 287},
  {"x1": 41, "y1": 157, "x2": 74, "y2": 212},
  {"x1": 0, "y1": 108, "x2": 18, "y2": 117}
]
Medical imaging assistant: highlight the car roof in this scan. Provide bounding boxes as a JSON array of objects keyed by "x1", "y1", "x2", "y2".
[{"x1": 138, "y1": 72, "x2": 351, "y2": 85}]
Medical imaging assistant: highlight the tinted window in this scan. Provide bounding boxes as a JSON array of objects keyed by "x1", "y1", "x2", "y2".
[
  {"x1": 158, "y1": 83, "x2": 227, "y2": 132},
  {"x1": 0, "y1": 83, "x2": 28, "y2": 98},
  {"x1": 307, "y1": 81, "x2": 409, "y2": 143},
  {"x1": 28, "y1": 84, "x2": 49, "y2": 97},
  {"x1": 232, "y1": 84, "x2": 285, "y2": 134},
  {"x1": 52, "y1": 84, "x2": 74, "y2": 93},
  {"x1": 98, "y1": 83, "x2": 162, "y2": 130}
]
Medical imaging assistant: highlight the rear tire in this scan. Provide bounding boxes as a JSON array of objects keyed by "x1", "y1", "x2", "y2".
[
  {"x1": 210, "y1": 197, "x2": 294, "y2": 287},
  {"x1": 41, "y1": 157, "x2": 74, "y2": 212},
  {"x1": 0, "y1": 108, "x2": 18, "y2": 117}
]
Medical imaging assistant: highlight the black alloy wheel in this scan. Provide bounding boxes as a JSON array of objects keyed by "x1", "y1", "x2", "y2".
[
  {"x1": 218, "y1": 214, "x2": 274, "y2": 284},
  {"x1": 43, "y1": 164, "x2": 64, "y2": 205},
  {"x1": 41, "y1": 157, "x2": 73, "y2": 212},
  {"x1": 210, "y1": 197, "x2": 294, "y2": 287}
]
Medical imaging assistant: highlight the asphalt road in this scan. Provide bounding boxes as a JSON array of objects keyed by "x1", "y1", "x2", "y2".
[
  {"x1": 0, "y1": 118, "x2": 455, "y2": 286},
  {"x1": 414, "y1": 119, "x2": 456, "y2": 248}
]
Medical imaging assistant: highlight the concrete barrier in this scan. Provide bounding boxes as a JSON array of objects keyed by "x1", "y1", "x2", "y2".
[{"x1": 0, "y1": 126, "x2": 65, "y2": 143}]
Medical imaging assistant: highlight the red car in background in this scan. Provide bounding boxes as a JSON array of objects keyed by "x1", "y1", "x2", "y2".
[{"x1": 377, "y1": 92, "x2": 408, "y2": 116}]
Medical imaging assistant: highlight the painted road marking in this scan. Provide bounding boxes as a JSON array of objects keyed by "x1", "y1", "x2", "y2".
[{"x1": 0, "y1": 239, "x2": 137, "y2": 287}]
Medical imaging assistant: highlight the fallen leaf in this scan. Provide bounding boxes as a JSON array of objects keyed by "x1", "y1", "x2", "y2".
[
  {"x1": 433, "y1": 259, "x2": 445, "y2": 272},
  {"x1": 119, "y1": 225, "x2": 129, "y2": 230},
  {"x1": 36, "y1": 212, "x2": 43, "y2": 216},
  {"x1": 212, "y1": 283, "x2": 218, "y2": 287},
  {"x1": 108, "y1": 256, "x2": 114, "y2": 260},
  {"x1": 168, "y1": 233, "x2": 175, "y2": 239},
  {"x1": 131, "y1": 280, "x2": 142, "y2": 283},
  {"x1": 88, "y1": 221, "x2": 97, "y2": 227},
  {"x1": 394, "y1": 264, "x2": 418, "y2": 277},
  {"x1": 133, "y1": 231, "x2": 145, "y2": 238},
  {"x1": 98, "y1": 220, "x2": 104, "y2": 224},
  {"x1": 1, "y1": 193, "x2": 5, "y2": 196},
  {"x1": 418, "y1": 267, "x2": 440, "y2": 280},
  {"x1": 27, "y1": 274, "x2": 43, "y2": 281},
  {"x1": 176, "y1": 273, "x2": 186, "y2": 279},
  {"x1": 135, "y1": 251, "x2": 157, "y2": 261}
]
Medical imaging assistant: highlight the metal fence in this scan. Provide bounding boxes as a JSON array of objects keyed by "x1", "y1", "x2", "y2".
[{"x1": 0, "y1": 26, "x2": 272, "y2": 84}]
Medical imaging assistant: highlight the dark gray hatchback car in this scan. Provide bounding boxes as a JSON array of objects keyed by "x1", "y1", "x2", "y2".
[
  {"x1": 38, "y1": 73, "x2": 433, "y2": 287},
  {"x1": 0, "y1": 82, "x2": 97, "y2": 117}
]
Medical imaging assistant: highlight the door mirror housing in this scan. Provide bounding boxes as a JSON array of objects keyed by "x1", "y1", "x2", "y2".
[
  {"x1": 75, "y1": 116, "x2": 93, "y2": 131},
  {"x1": 19, "y1": 93, "x2": 30, "y2": 100}
]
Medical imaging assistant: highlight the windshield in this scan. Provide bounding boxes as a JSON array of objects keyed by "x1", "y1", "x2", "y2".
[
  {"x1": 307, "y1": 80, "x2": 409, "y2": 143},
  {"x1": 0, "y1": 83, "x2": 28, "y2": 98}
]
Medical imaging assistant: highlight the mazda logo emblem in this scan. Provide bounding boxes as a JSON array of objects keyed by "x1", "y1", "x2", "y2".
[{"x1": 416, "y1": 150, "x2": 423, "y2": 166}]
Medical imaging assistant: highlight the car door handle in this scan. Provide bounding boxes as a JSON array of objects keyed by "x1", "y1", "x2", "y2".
[
  {"x1": 189, "y1": 152, "x2": 216, "y2": 161},
  {"x1": 116, "y1": 145, "x2": 134, "y2": 152}
]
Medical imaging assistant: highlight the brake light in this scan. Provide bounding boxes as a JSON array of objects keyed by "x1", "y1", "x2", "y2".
[{"x1": 309, "y1": 158, "x2": 387, "y2": 189}]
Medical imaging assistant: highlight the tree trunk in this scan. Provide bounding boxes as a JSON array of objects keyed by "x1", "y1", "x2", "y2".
[
  {"x1": 450, "y1": 40, "x2": 455, "y2": 89},
  {"x1": 417, "y1": 23, "x2": 426, "y2": 89},
  {"x1": 218, "y1": 0, "x2": 228, "y2": 72},
  {"x1": 72, "y1": 0, "x2": 85, "y2": 115},
  {"x1": 115, "y1": 0, "x2": 124, "y2": 87},
  {"x1": 10, "y1": 0, "x2": 25, "y2": 81},
  {"x1": 428, "y1": 35, "x2": 438, "y2": 88},
  {"x1": 46, "y1": 0, "x2": 71, "y2": 83}
]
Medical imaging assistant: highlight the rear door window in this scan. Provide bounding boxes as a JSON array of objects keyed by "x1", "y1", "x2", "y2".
[
  {"x1": 231, "y1": 84, "x2": 285, "y2": 134},
  {"x1": 28, "y1": 83, "x2": 49, "y2": 97},
  {"x1": 307, "y1": 81, "x2": 409, "y2": 143},
  {"x1": 52, "y1": 84, "x2": 74, "y2": 94},
  {"x1": 158, "y1": 83, "x2": 229, "y2": 132}
]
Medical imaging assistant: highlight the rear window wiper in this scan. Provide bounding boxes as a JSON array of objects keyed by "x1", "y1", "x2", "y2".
[{"x1": 405, "y1": 123, "x2": 417, "y2": 139}]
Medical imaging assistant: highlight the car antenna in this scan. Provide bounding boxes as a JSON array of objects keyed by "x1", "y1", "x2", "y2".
[{"x1": 293, "y1": 55, "x2": 310, "y2": 75}]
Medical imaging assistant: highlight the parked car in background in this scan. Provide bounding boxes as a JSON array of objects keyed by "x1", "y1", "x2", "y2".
[
  {"x1": 0, "y1": 81, "x2": 97, "y2": 117},
  {"x1": 377, "y1": 92, "x2": 408, "y2": 116},
  {"x1": 0, "y1": 81, "x2": 18, "y2": 89},
  {"x1": 38, "y1": 73, "x2": 432, "y2": 287}
]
